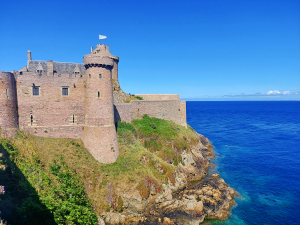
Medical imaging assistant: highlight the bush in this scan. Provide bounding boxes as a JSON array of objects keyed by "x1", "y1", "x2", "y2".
[
  {"x1": 117, "y1": 121, "x2": 137, "y2": 144},
  {"x1": 117, "y1": 121, "x2": 137, "y2": 136},
  {"x1": 132, "y1": 115, "x2": 177, "y2": 140},
  {"x1": 0, "y1": 139, "x2": 97, "y2": 225},
  {"x1": 117, "y1": 196, "x2": 123, "y2": 212}
]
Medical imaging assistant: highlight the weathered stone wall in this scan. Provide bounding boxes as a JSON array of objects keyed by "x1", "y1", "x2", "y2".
[
  {"x1": 180, "y1": 100, "x2": 187, "y2": 128},
  {"x1": 114, "y1": 99, "x2": 187, "y2": 127},
  {"x1": 0, "y1": 72, "x2": 18, "y2": 137},
  {"x1": 114, "y1": 103, "x2": 135, "y2": 124},
  {"x1": 81, "y1": 47, "x2": 119, "y2": 164},
  {"x1": 136, "y1": 94, "x2": 180, "y2": 101},
  {"x1": 0, "y1": 43, "x2": 189, "y2": 163},
  {"x1": 15, "y1": 71, "x2": 85, "y2": 138},
  {"x1": 112, "y1": 59, "x2": 119, "y2": 81}
]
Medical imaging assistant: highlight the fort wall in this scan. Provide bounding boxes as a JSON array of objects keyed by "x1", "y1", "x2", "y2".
[
  {"x1": 0, "y1": 72, "x2": 18, "y2": 137},
  {"x1": 136, "y1": 94, "x2": 180, "y2": 101},
  {"x1": 112, "y1": 59, "x2": 119, "y2": 81},
  {"x1": 180, "y1": 100, "x2": 187, "y2": 128},
  {"x1": 0, "y1": 42, "x2": 188, "y2": 164},
  {"x1": 81, "y1": 46, "x2": 119, "y2": 164},
  {"x1": 114, "y1": 99, "x2": 187, "y2": 127},
  {"x1": 15, "y1": 71, "x2": 85, "y2": 138},
  {"x1": 114, "y1": 103, "x2": 135, "y2": 124}
]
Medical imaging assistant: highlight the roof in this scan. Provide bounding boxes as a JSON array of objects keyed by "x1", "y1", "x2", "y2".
[{"x1": 27, "y1": 60, "x2": 86, "y2": 76}]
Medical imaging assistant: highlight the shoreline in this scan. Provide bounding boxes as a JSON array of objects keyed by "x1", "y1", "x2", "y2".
[{"x1": 101, "y1": 132, "x2": 238, "y2": 224}]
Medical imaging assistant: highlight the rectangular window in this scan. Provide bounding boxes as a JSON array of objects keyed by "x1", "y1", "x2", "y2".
[
  {"x1": 99, "y1": 74, "x2": 102, "y2": 78},
  {"x1": 62, "y1": 87, "x2": 69, "y2": 96},
  {"x1": 33, "y1": 86, "x2": 40, "y2": 96},
  {"x1": 37, "y1": 70, "x2": 42, "y2": 76}
]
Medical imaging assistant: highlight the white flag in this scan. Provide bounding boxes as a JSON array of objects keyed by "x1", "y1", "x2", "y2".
[{"x1": 99, "y1": 35, "x2": 107, "y2": 39}]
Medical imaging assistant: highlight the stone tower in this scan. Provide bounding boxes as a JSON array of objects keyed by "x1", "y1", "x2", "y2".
[
  {"x1": 81, "y1": 44, "x2": 119, "y2": 163},
  {"x1": 0, "y1": 72, "x2": 18, "y2": 137}
]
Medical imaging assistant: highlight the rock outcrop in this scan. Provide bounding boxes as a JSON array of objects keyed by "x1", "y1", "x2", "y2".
[{"x1": 99, "y1": 134, "x2": 237, "y2": 225}]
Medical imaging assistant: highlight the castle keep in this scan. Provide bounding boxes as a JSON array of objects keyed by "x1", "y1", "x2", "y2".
[{"x1": 0, "y1": 43, "x2": 187, "y2": 163}]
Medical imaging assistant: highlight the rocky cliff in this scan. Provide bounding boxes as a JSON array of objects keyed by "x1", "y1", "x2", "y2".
[
  {"x1": 100, "y1": 134, "x2": 237, "y2": 225},
  {"x1": 0, "y1": 116, "x2": 237, "y2": 225}
]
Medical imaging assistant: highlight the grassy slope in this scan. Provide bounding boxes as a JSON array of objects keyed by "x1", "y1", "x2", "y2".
[{"x1": 0, "y1": 115, "x2": 199, "y2": 224}]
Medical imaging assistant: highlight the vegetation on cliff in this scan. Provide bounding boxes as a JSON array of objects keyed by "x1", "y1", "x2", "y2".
[
  {"x1": 124, "y1": 94, "x2": 143, "y2": 103},
  {"x1": 0, "y1": 115, "x2": 200, "y2": 224}
]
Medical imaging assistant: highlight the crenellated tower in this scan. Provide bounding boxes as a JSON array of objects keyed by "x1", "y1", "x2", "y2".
[
  {"x1": 81, "y1": 44, "x2": 119, "y2": 163},
  {"x1": 0, "y1": 72, "x2": 18, "y2": 137}
]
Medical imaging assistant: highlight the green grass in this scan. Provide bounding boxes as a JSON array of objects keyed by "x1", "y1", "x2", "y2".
[{"x1": 0, "y1": 115, "x2": 199, "y2": 223}]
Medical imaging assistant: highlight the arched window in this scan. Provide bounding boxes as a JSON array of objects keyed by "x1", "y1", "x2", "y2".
[{"x1": 89, "y1": 74, "x2": 91, "y2": 78}]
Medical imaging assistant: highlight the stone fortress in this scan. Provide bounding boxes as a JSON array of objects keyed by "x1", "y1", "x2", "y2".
[{"x1": 0, "y1": 43, "x2": 187, "y2": 163}]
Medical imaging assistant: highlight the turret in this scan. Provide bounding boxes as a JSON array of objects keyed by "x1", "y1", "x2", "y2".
[
  {"x1": 0, "y1": 72, "x2": 18, "y2": 137},
  {"x1": 81, "y1": 44, "x2": 119, "y2": 163}
]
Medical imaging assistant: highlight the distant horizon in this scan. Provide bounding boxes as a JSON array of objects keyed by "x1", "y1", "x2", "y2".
[{"x1": 183, "y1": 99, "x2": 300, "y2": 101}]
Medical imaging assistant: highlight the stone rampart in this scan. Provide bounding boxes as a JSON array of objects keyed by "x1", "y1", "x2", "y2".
[
  {"x1": 180, "y1": 100, "x2": 187, "y2": 128},
  {"x1": 15, "y1": 71, "x2": 85, "y2": 138},
  {"x1": 136, "y1": 94, "x2": 180, "y2": 101},
  {"x1": 114, "y1": 99, "x2": 187, "y2": 127},
  {"x1": 81, "y1": 47, "x2": 119, "y2": 164},
  {"x1": 0, "y1": 72, "x2": 18, "y2": 137},
  {"x1": 0, "y1": 43, "x2": 188, "y2": 164}
]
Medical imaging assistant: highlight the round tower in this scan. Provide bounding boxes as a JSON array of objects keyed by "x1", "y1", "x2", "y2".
[
  {"x1": 0, "y1": 72, "x2": 18, "y2": 137},
  {"x1": 81, "y1": 44, "x2": 119, "y2": 163},
  {"x1": 112, "y1": 58, "x2": 119, "y2": 81}
]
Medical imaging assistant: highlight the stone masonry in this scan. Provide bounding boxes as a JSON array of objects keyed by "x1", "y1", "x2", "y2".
[{"x1": 0, "y1": 43, "x2": 187, "y2": 163}]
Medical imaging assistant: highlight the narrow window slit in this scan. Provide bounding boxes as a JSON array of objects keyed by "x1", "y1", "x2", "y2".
[{"x1": 30, "y1": 115, "x2": 33, "y2": 126}]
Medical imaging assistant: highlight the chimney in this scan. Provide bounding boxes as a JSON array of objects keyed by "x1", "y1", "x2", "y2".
[
  {"x1": 27, "y1": 50, "x2": 32, "y2": 61},
  {"x1": 106, "y1": 45, "x2": 109, "y2": 52},
  {"x1": 91, "y1": 46, "x2": 93, "y2": 53},
  {"x1": 47, "y1": 60, "x2": 53, "y2": 76}
]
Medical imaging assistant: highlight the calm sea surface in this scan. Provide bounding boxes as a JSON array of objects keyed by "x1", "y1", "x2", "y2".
[{"x1": 186, "y1": 101, "x2": 300, "y2": 225}]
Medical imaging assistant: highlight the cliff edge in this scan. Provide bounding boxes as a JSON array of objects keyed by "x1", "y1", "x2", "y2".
[{"x1": 0, "y1": 116, "x2": 237, "y2": 225}]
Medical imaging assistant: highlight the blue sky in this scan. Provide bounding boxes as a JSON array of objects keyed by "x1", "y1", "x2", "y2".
[{"x1": 0, "y1": 0, "x2": 299, "y2": 100}]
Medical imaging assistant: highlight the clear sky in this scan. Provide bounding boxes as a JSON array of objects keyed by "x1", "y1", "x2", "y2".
[{"x1": 1, "y1": 0, "x2": 299, "y2": 101}]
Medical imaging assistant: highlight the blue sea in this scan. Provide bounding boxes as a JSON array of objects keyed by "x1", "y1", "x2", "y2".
[{"x1": 187, "y1": 101, "x2": 300, "y2": 225}]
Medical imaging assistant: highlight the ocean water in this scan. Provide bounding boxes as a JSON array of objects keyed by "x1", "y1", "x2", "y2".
[{"x1": 186, "y1": 101, "x2": 300, "y2": 225}]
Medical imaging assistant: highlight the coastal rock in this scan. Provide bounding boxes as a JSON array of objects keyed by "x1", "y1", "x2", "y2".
[
  {"x1": 98, "y1": 217, "x2": 105, "y2": 225},
  {"x1": 102, "y1": 133, "x2": 236, "y2": 224}
]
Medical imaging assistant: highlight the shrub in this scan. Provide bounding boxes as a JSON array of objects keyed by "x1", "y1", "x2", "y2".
[
  {"x1": 117, "y1": 196, "x2": 123, "y2": 212},
  {"x1": 135, "y1": 96, "x2": 143, "y2": 100},
  {"x1": 0, "y1": 139, "x2": 97, "y2": 225},
  {"x1": 117, "y1": 121, "x2": 137, "y2": 136}
]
